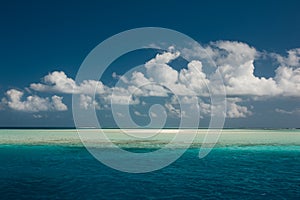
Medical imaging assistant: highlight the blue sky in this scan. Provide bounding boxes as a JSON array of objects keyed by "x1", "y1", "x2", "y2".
[{"x1": 0, "y1": 0, "x2": 299, "y2": 128}]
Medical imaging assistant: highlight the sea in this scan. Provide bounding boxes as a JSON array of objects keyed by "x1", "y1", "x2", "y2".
[{"x1": 0, "y1": 129, "x2": 299, "y2": 199}]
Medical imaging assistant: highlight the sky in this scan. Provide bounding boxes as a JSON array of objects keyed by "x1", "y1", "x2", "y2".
[{"x1": 0, "y1": 0, "x2": 299, "y2": 128}]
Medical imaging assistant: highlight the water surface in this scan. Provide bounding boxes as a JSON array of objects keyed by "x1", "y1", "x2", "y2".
[{"x1": 1, "y1": 129, "x2": 299, "y2": 199}]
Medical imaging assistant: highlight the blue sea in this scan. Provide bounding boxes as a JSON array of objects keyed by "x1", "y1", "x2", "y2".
[{"x1": 0, "y1": 129, "x2": 300, "y2": 199}]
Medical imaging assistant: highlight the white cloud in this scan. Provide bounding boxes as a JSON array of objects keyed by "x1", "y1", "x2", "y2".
[
  {"x1": 79, "y1": 94, "x2": 100, "y2": 110},
  {"x1": 33, "y1": 114, "x2": 43, "y2": 119},
  {"x1": 4, "y1": 89, "x2": 67, "y2": 112},
  {"x1": 26, "y1": 45, "x2": 300, "y2": 102},
  {"x1": 226, "y1": 98, "x2": 252, "y2": 118},
  {"x1": 164, "y1": 102, "x2": 181, "y2": 117},
  {"x1": 209, "y1": 41, "x2": 280, "y2": 96},
  {"x1": 218, "y1": 61, "x2": 280, "y2": 96},
  {"x1": 127, "y1": 71, "x2": 168, "y2": 97},
  {"x1": 199, "y1": 100, "x2": 211, "y2": 117},
  {"x1": 275, "y1": 66, "x2": 300, "y2": 96},
  {"x1": 121, "y1": 51, "x2": 211, "y2": 96},
  {"x1": 150, "y1": 111, "x2": 157, "y2": 118},
  {"x1": 213, "y1": 41, "x2": 258, "y2": 65},
  {"x1": 30, "y1": 71, "x2": 75, "y2": 93},
  {"x1": 107, "y1": 87, "x2": 140, "y2": 105},
  {"x1": 51, "y1": 95, "x2": 68, "y2": 111},
  {"x1": 180, "y1": 42, "x2": 217, "y2": 61},
  {"x1": 178, "y1": 60, "x2": 209, "y2": 95},
  {"x1": 166, "y1": 96, "x2": 251, "y2": 119},
  {"x1": 145, "y1": 51, "x2": 180, "y2": 86},
  {"x1": 4, "y1": 41, "x2": 300, "y2": 119},
  {"x1": 275, "y1": 108, "x2": 300, "y2": 115},
  {"x1": 274, "y1": 48, "x2": 300, "y2": 67},
  {"x1": 134, "y1": 110, "x2": 147, "y2": 117},
  {"x1": 170, "y1": 42, "x2": 300, "y2": 97},
  {"x1": 30, "y1": 71, "x2": 106, "y2": 95}
]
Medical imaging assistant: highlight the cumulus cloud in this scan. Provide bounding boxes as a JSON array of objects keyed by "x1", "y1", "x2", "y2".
[
  {"x1": 226, "y1": 98, "x2": 252, "y2": 118},
  {"x1": 179, "y1": 60, "x2": 208, "y2": 95},
  {"x1": 30, "y1": 71, "x2": 106, "y2": 95},
  {"x1": 213, "y1": 42, "x2": 280, "y2": 96},
  {"x1": 112, "y1": 51, "x2": 210, "y2": 98},
  {"x1": 27, "y1": 46, "x2": 300, "y2": 101},
  {"x1": 4, "y1": 89, "x2": 67, "y2": 112},
  {"x1": 79, "y1": 94, "x2": 100, "y2": 110},
  {"x1": 274, "y1": 48, "x2": 300, "y2": 67},
  {"x1": 119, "y1": 51, "x2": 210, "y2": 96},
  {"x1": 164, "y1": 102, "x2": 181, "y2": 117},
  {"x1": 51, "y1": 95, "x2": 68, "y2": 111},
  {"x1": 166, "y1": 96, "x2": 251, "y2": 119},
  {"x1": 274, "y1": 66, "x2": 300, "y2": 96},
  {"x1": 124, "y1": 71, "x2": 168, "y2": 97},
  {"x1": 181, "y1": 41, "x2": 300, "y2": 97},
  {"x1": 213, "y1": 41, "x2": 258, "y2": 65},
  {"x1": 145, "y1": 51, "x2": 180, "y2": 86}
]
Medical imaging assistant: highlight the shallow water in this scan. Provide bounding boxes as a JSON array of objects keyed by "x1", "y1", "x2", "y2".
[
  {"x1": 1, "y1": 129, "x2": 300, "y2": 147},
  {"x1": 1, "y1": 129, "x2": 300, "y2": 199}
]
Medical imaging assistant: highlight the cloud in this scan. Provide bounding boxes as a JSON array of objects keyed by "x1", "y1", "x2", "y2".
[
  {"x1": 166, "y1": 96, "x2": 251, "y2": 119},
  {"x1": 121, "y1": 51, "x2": 210, "y2": 96},
  {"x1": 150, "y1": 111, "x2": 157, "y2": 118},
  {"x1": 180, "y1": 41, "x2": 300, "y2": 97},
  {"x1": 51, "y1": 95, "x2": 68, "y2": 111},
  {"x1": 33, "y1": 114, "x2": 43, "y2": 119},
  {"x1": 134, "y1": 110, "x2": 146, "y2": 117},
  {"x1": 30, "y1": 71, "x2": 76, "y2": 93},
  {"x1": 274, "y1": 66, "x2": 300, "y2": 96},
  {"x1": 27, "y1": 46, "x2": 300, "y2": 101},
  {"x1": 178, "y1": 60, "x2": 208, "y2": 95},
  {"x1": 79, "y1": 94, "x2": 100, "y2": 110},
  {"x1": 30, "y1": 71, "x2": 106, "y2": 95},
  {"x1": 107, "y1": 87, "x2": 140, "y2": 105},
  {"x1": 3, "y1": 89, "x2": 67, "y2": 112},
  {"x1": 209, "y1": 41, "x2": 280, "y2": 96},
  {"x1": 164, "y1": 102, "x2": 181, "y2": 117},
  {"x1": 274, "y1": 48, "x2": 300, "y2": 67},
  {"x1": 145, "y1": 51, "x2": 180, "y2": 86},
  {"x1": 275, "y1": 108, "x2": 300, "y2": 115},
  {"x1": 226, "y1": 98, "x2": 252, "y2": 118},
  {"x1": 213, "y1": 41, "x2": 258, "y2": 65},
  {"x1": 125, "y1": 71, "x2": 168, "y2": 97},
  {"x1": 4, "y1": 41, "x2": 300, "y2": 119}
]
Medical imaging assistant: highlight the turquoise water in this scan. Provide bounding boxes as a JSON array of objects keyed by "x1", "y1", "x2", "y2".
[{"x1": 1, "y1": 130, "x2": 300, "y2": 199}]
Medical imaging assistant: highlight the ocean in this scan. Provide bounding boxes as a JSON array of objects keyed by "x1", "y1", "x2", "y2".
[{"x1": 0, "y1": 129, "x2": 300, "y2": 199}]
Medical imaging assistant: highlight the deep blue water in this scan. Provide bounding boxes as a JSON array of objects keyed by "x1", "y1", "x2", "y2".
[{"x1": 0, "y1": 145, "x2": 299, "y2": 199}]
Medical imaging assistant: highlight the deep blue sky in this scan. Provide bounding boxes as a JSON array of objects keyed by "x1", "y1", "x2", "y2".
[{"x1": 0, "y1": 0, "x2": 299, "y2": 127}]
